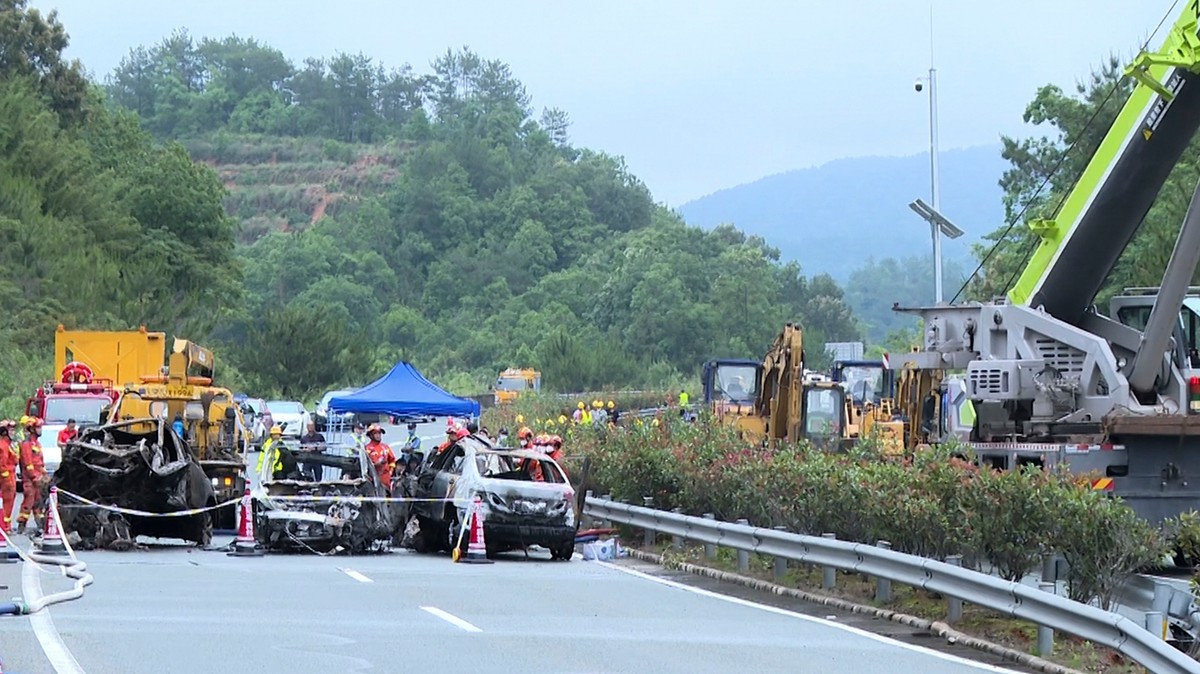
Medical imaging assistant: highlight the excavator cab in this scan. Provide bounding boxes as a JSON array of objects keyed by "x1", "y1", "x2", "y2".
[{"x1": 800, "y1": 382, "x2": 847, "y2": 450}]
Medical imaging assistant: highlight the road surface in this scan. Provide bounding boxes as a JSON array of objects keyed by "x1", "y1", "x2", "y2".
[{"x1": 0, "y1": 530, "x2": 1024, "y2": 674}]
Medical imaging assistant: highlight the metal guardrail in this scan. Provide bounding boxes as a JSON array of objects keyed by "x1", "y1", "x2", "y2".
[{"x1": 583, "y1": 497, "x2": 1200, "y2": 674}]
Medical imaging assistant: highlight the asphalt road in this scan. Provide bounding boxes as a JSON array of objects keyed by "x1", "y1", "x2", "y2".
[{"x1": 0, "y1": 527, "x2": 1024, "y2": 674}]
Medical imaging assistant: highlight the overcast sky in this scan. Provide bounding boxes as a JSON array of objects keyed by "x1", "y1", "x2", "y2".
[{"x1": 29, "y1": 0, "x2": 1177, "y2": 206}]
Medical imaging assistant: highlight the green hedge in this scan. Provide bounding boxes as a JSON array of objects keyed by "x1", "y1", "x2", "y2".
[{"x1": 560, "y1": 416, "x2": 1166, "y2": 610}]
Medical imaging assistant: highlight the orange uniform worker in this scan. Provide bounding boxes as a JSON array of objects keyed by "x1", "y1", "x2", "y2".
[
  {"x1": 365, "y1": 424, "x2": 397, "y2": 493},
  {"x1": 57, "y1": 419, "x2": 78, "y2": 447},
  {"x1": 17, "y1": 416, "x2": 46, "y2": 532},
  {"x1": 0, "y1": 420, "x2": 17, "y2": 533}
]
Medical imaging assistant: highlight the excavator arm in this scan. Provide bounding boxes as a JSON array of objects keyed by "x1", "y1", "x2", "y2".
[{"x1": 1008, "y1": 2, "x2": 1200, "y2": 325}]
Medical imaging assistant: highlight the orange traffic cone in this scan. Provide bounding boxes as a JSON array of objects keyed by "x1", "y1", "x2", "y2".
[
  {"x1": 228, "y1": 488, "x2": 263, "y2": 557},
  {"x1": 460, "y1": 495, "x2": 492, "y2": 565},
  {"x1": 37, "y1": 486, "x2": 67, "y2": 556}
]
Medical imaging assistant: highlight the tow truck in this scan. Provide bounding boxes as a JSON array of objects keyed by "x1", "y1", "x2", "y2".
[
  {"x1": 891, "y1": 2, "x2": 1200, "y2": 522},
  {"x1": 107, "y1": 339, "x2": 249, "y2": 529}
]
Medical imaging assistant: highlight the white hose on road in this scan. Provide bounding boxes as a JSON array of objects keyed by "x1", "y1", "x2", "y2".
[{"x1": 0, "y1": 503, "x2": 93, "y2": 615}]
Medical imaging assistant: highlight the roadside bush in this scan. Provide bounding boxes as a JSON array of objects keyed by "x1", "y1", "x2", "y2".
[
  {"x1": 562, "y1": 416, "x2": 1168, "y2": 607},
  {"x1": 1162, "y1": 510, "x2": 1200, "y2": 567}
]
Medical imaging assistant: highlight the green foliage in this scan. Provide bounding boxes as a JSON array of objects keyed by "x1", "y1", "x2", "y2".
[
  {"x1": 561, "y1": 419, "x2": 1162, "y2": 607},
  {"x1": 95, "y1": 36, "x2": 862, "y2": 394},
  {"x1": 0, "y1": 0, "x2": 89, "y2": 124}
]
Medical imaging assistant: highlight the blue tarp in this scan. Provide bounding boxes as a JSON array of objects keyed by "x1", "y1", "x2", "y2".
[{"x1": 328, "y1": 362, "x2": 480, "y2": 418}]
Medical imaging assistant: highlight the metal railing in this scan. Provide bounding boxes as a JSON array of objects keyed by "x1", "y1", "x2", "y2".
[{"x1": 583, "y1": 496, "x2": 1200, "y2": 674}]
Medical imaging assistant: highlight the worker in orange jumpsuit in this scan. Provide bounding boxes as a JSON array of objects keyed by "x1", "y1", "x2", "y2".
[
  {"x1": 364, "y1": 423, "x2": 397, "y2": 494},
  {"x1": 0, "y1": 420, "x2": 17, "y2": 533},
  {"x1": 17, "y1": 416, "x2": 46, "y2": 534},
  {"x1": 516, "y1": 427, "x2": 534, "y2": 450}
]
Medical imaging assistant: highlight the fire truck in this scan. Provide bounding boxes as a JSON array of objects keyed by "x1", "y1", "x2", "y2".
[{"x1": 25, "y1": 361, "x2": 120, "y2": 475}]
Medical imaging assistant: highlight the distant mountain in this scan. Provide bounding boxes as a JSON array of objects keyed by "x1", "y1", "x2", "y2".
[{"x1": 678, "y1": 145, "x2": 1009, "y2": 281}]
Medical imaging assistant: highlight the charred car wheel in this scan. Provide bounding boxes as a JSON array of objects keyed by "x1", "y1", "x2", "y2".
[
  {"x1": 194, "y1": 512, "x2": 213, "y2": 547},
  {"x1": 550, "y1": 541, "x2": 574, "y2": 561}
]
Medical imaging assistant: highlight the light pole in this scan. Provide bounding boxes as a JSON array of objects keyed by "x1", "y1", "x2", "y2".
[{"x1": 912, "y1": 66, "x2": 940, "y2": 302}]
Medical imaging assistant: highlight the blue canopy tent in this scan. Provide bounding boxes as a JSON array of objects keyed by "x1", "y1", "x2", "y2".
[{"x1": 328, "y1": 362, "x2": 480, "y2": 418}]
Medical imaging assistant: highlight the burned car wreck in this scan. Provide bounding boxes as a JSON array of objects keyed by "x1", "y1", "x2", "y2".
[
  {"x1": 53, "y1": 418, "x2": 216, "y2": 549},
  {"x1": 396, "y1": 435, "x2": 578, "y2": 560},
  {"x1": 253, "y1": 442, "x2": 395, "y2": 554}
]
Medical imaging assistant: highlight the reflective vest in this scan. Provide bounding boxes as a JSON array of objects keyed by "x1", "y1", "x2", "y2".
[
  {"x1": 256, "y1": 437, "x2": 285, "y2": 474},
  {"x1": 679, "y1": 391, "x2": 690, "y2": 406}
]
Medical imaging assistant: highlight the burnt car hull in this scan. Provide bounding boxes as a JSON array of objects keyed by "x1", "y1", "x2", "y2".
[
  {"x1": 53, "y1": 419, "x2": 217, "y2": 548},
  {"x1": 255, "y1": 449, "x2": 397, "y2": 554}
]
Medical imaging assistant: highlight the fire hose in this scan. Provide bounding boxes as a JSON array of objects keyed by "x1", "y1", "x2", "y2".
[{"x1": 0, "y1": 502, "x2": 93, "y2": 616}]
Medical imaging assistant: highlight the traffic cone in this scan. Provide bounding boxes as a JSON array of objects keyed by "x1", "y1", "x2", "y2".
[
  {"x1": 228, "y1": 487, "x2": 263, "y2": 557},
  {"x1": 460, "y1": 496, "x2": 492, "y2": 565},
  {"x1": 37, "y1": 486, "x2": 68, "y2": 556}
]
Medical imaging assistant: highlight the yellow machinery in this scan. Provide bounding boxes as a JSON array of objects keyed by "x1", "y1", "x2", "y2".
[
  {"x1": 54, "y1": 325, "x2": 167, "y2": 386},
  {"x1": 704, "y1": 323, "x2": 849, "y2": 448},
  {"x1": 493, "y1": 368, "x2": 541, "y2": 405},
  {"x1": 830, "y1": 360, "x2": 905, "y2": 454},
  {"x1": 108, "y1": 339, "x2": 249, "y2": 528}
]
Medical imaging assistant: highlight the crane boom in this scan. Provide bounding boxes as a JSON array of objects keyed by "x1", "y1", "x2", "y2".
[{"x1": 1008, "y1": 3, "x2": 1200, "y2": 325}]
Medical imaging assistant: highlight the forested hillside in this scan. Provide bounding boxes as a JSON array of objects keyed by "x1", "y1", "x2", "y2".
[{"x1": 96, "y1": 28, "x2": 863, "y2": 397}]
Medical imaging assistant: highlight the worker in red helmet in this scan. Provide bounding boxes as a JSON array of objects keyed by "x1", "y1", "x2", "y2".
[
  {"x1": 17, "y1": 417, "x2": 46, "y2": 533},
  {"x1": 365, "y1": 423, "x2": 396, "y2": 494},
  {"x1": 517, "y1": 427, "x2": 534, "y2": 450},
  {"x1": 0, "y1": 420, "x2": 17, "y2": 533}
]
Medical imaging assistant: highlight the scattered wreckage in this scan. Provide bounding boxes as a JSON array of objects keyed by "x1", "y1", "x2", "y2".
[
  {"x1": 53, "y1": 418, "x2": 216, "y2": 549},
  {"x1": 253, "y1": 442, "x2": 396, "y2": 554},
  {"x1": 396, "y1": 435, "x2": 578, "y2": 560}
]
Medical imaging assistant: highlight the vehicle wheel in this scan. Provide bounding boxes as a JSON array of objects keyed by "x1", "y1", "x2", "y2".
[
  {"x1": 195, "y1": 513, "x2": 213, "y2": 547},
  {"x1": 411, "y1": 517, "x2": 434, "y2": 554},
  {"x1": 551, "y1": 541, "x2": 574, "y2": 561}
]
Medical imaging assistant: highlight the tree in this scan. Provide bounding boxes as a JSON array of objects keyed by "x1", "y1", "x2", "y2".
[
  {"x1": 236, "y1": 305, "x2": 373, "y2": 398},
  {"x1": 0, "y1": 0, "x2": 89, "y2": 124}
]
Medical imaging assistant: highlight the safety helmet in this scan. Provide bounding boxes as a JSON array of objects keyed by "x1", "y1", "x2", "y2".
[
  {"x1": 545, "y1": 419, "x2": 555, "y2": 428},
  {"x1": 455, "y1": 427, "x2": 469, "y2": 440},
  {"x1": 367, "y1": 423, "x2": 385, "y2": 435},
  {"x1": 270, "y1": 425, "x2": 283, "y2": 436},
  {"x1": 592, "y1": 399, "x2": 602, "y2": 408},
  {"x1": 607, "y1": 400, "x2": 615, "y2": 409},
  {"x1": 577, "y1": 402, "x2": 585, "y2": 410},
  {"x1": 517, "y1": 427, "x2": 533, "y2": 440},
  {"x1": 516, "y1": 414, "x2": 524, "y2": 424},
  {"x1": 550, "y1": 435, "x2": 563, "y2": 449},
  {"x1": 558, "y1": 414, "x2": 568, "y2": 425},
  {"x1": 19, "y1": 415, "x2": 31, "y2": 427}
]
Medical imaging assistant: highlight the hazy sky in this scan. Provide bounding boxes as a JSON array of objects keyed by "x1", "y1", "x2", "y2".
[{"x1": 29, "y1": 0, "x2": 1176, "y2": 205}]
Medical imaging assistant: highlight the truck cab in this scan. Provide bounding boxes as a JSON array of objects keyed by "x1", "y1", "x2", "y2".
[
  {"x1": 494, "y1": 368, "x2": 541, "y2": 405},
  {"x1": 26, "y1": 362, "x2": 119, "y2": 474}
]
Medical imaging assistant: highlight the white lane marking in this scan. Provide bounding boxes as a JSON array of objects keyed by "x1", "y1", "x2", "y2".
[
  {"x1": 420, "y1": 606, "x2": 483, "y2": 633},
  {"x1": 22, "y1": 557, "x2": 87, "y2": 674},
  {"x1": 339, "y1": 567, "x2": 373, "y2": 583},
  {"x1": 596, "y1": 561, "x2": 1020, "y2": 673}
]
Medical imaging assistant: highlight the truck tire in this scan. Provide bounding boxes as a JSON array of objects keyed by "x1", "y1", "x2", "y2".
[{"x1": 193, "y1": 512, "x2": 213, "y2": 547}]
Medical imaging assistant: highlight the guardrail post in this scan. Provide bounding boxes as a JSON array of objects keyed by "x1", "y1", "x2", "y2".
[
  {"x1": 1144, "y1": 611, "x2": 1167, "y2": 640},
  {"x1": 735, "y1": 519, "x2": 750, "y2": 573},
  {"x1": 1036, "y1": 581, "x2": 1055, "y2": 656},
  {"x1": 821, "y1": 533, "x2": 836, "y2": 589},
  {"x1": 772, "y1": 526, "x2": 788, "y2": 581},
  {"x1": 702, "y1": 514, "x2": 716, "y2": 559},
  {"x1": 945, "y1": 555, "x2": 963, "y2": 623},
  {"x1": 642, "y1": 497, "x2": 655, "y2": 547},
  {"x1": 671, "y1": 508, "x2": 684, "y2": 550},
  {"x1": 875, "y1": 541, "x2": 892, "y2": 602}
]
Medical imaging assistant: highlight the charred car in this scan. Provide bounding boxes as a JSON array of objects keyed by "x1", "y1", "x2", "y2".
[
  {"x1": 53, "y1": 418, "x2": 216, "y2": 549},
  {"x1": 396, "y1": 435, "x2": 577, "y2": 560},
  {"x1": 253, "y1": 440, "x2": 395, "y2": 553}
]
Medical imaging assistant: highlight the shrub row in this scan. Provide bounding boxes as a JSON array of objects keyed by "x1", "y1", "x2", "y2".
[{"x1": 556, "y1": 416, "x2": 1168, "y2": 610}]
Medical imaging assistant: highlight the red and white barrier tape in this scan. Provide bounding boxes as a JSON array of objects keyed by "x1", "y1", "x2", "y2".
[{"x1": 54, "y1": 489, "x2": 242, "y2": 518}]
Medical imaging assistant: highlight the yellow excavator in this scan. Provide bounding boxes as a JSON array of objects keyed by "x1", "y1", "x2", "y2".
[
  {"x1": 704, "y1": 323, "x2": 850, "y2": 448},
  {"x1": 830, "y1": 359, "x2": 905, "y2": 454}
]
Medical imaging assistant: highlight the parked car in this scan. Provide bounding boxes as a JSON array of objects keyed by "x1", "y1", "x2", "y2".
[
  {"x1": 252, "y1": 441, "x2": 396, "y2": 553},
  {"x1": 266, "y1": 400, "x2": 309, "y2": 439},
  {"x1": 396, "y1": 434, "x2": 577, "y2": 560},
  {"x1": 313, "y1": 389, "x2": 356, "y2": 432}
]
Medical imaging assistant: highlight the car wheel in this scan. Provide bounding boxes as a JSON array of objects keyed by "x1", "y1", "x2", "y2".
[
  {"x1": 551, "y1": 541, "x2": 574, "y2": 561},
  {"x1": 195, "y1": 512, "x2": 213, "y2": 547}
]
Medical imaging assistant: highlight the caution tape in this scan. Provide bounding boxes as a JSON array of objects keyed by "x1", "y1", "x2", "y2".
[
  {"x1": 54, "y1": 489, "x2": 243, "y2": 519},
  {"x1": 262, "y1": 494, "x2": 458, "y2": 505}
]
